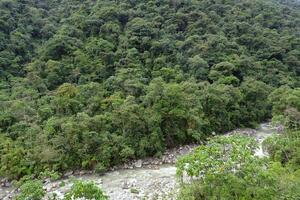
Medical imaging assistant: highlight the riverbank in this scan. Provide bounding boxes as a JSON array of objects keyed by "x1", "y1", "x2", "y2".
[
  {"x1": 0, "y1": 144, "x2": 198, "y2": 200},
  {"x1": 0, "y1": 123, "x2": 281, "y2": 200}
]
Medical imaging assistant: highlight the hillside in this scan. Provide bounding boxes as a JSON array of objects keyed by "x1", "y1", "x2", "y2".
[{"x1": 0, "y1": 0, "x2": 300, "y2": 184}]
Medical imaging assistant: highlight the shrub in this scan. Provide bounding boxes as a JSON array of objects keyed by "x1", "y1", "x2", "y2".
[
  {"x1": 15, "y1": 180, "x2": 45, "y2": 200},
  {"x1": 63, "y1": 180, "x2": 107, "y2": 200},
  {"x1": 38, "y1": 170, "x2": 61, "y2": 181},
  {"x1": 176, "y1": 135, "x2": 276, "y2": 200}
]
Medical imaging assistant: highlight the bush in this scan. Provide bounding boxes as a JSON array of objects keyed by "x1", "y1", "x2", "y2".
[
  {"x1": 263, "y1": 130, "x2": 300, "y2": 170},
  {"x1": 38, "y1": 170, "x2": 61, "y2": 181},
  {"x1": 177, "y1": 133, "x2": 300, "y2": 200},
  {"x1": 15, "y1": 180, "x2": 45, "y2": 200},
  {"x1": 176, "y1": 135, "x2": 276, "y2": 200},
  {"x1": 63, "y1": 180, "x2": 107, "y2": 200}
]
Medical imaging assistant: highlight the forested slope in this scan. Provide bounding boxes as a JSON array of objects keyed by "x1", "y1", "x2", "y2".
[{"x1": 0, "y1": 0, "x2": 300, "y2": 179}]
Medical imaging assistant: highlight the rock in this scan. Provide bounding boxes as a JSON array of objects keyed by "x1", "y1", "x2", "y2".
[
  {"x1": 134, "y1": 160, "x2": 143, "y2": 168},
  {"x1": 121, "y1": 181, "x2": 130, "y2": 189},
  {"x1": 143, "y1": 161, "x2": 149, "y2": 165},
  {"x1": 45, "y1": 185, "x2": 52, "y2": 192},
  {"x1": 63, "y1": 171, "x2": 73, "y2": 177},
  {"x1": 73, "y1": 170, "x2": 81, "y2": 176},
  {"x1": 79, "y1": 171, "x2": 86, "y2": 176},
  {"x1": 43, "y1": 178, "x2": 51, "y2": 184},
  {"x1": 122, "y1": 179, "x2": 137, "y2": 189},
  {"x1": 95, "y1": 179, "x2": 103, "y2": 184},
  {"x1": 52, "y1": 183, "x2": 59, "y2": 189},
  {"x1": 1, "y1": 179, "x2": 11, "y2": 188}
]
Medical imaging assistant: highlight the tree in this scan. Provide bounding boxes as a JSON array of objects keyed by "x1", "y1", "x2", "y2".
[
  {"x1": 269, "y1": 87, "x2": 300, "y2": 129},
  {"x1": 200, "y1": 83, "x2": 242, "y2": 132},
  {"x1": 143, "y1": 78, "x2": 204, "y2": 147},
  {"x1": 240, "y1": 78, "x2": 272, "y2": 127},
  {"x1": 186, "y1": 55, "x2": 209, "y2": 80},
  {"x1": 1, "y1": 0, "x2": 300, "y2": 184}
]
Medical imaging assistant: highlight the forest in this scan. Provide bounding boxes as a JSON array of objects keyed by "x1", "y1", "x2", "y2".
[{"x1": 0, "y1": 0, "x2": 299, "y2": 199}]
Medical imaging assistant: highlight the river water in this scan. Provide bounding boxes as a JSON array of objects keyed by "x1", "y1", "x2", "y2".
[{"x1": 0, "y1": 123, "x2": 278, "y2": 200}]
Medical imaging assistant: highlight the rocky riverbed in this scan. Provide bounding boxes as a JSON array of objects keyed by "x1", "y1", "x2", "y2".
[
  {"x1": 0, "y1": 144, "x2": 197, "y2": 200},
  {"x1": 0, "y1": 123, "x2": 281, "y2": 200},
  {"x1": 43, "y1": 165, "x2": 179, "y2": 200}
]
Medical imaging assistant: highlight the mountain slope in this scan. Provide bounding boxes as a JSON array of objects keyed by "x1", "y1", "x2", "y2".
[{"x1": 0, "y1": 0, "x2": 299, "y2": 179}]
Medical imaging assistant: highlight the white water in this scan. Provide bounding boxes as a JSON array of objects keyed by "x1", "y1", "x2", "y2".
[
  {"x1": 1, "y1": 123, "x2": 277, "y2": 200},
  {"x1": 254, "y1": 123, "x2": 275, "y2": 157}
]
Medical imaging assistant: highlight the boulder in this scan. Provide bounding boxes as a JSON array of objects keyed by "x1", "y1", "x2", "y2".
[
  {"x1": 121, "y1": 179, "x2": 137, "y2": 189},
  {"x1": 63, "y1": 171, "x2": 73, "y2": 177},
  {"x1": 134, "y1": 160, "x2": 143, "y2": 168},
  {"x1": 0, "y1": 179, "x2": 11, "y2": 188}
]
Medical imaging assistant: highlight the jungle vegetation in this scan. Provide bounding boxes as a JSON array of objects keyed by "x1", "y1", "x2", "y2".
[{"x1": 0, "y1": 1, "x2": 299, "y2": 193}]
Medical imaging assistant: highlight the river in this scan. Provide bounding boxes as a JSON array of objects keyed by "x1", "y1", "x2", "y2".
[{"x1": 0, "y1": 123, "x2": 279, "y2": 200}]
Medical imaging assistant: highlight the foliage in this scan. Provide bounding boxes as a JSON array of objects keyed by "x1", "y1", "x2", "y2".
[
  {"x1": 63, "y1": 180, "x2": 107, "y2": 200},
  {"x1": 269, "y1": 87, "x2": 300, "y2": 129},
  {"x1": 176, "y1": 135, "x2": 277, "y2": 200},
  {"x1": 0, "y1": 0, "x2": 299, "y2": 180},
  {"x1": 176, "y1": 135, "x2": 300, "y2": 200},
  {"x1": 264, "y1": 130, "x2": 300, "y2": 170},
  {"x1": 38, "y1": 170, "x2": 61, "y2": 181},
  {"x1": 177, "y1": 85, "x2": 300, "y2": 199},
  {"x1": 14, "y1": 180, "x2": 45, "y2": 200}
]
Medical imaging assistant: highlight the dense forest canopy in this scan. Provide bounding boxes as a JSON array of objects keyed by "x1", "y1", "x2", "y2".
[{"x1": 0, "y1": 0, "x2": 300, "y2": 181}]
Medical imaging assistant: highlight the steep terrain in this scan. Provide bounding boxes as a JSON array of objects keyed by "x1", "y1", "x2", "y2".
[{"x1": 0, "y1": 0, "x2": 299, "y2": 181}]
